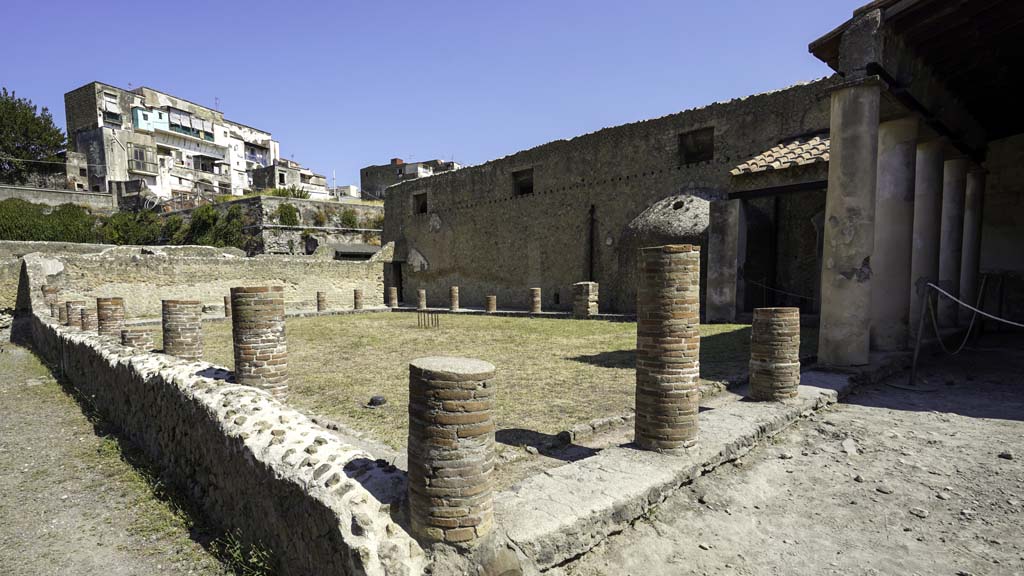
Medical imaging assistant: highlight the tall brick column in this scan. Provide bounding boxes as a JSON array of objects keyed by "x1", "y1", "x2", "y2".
[
  {"x1": 407, "y1": 357, "x2": 496, "y2": 546},
  {"x1": 65, "y1": 301, "x2": 86, "y2": 329},
  {"x1": 162, "y1": 300, "x2": 203, "y2": 360},
  {"x1": 529, "y1": 288, "x2": 542, "y2": 313},
  {"x1": 96, "y1": 297, "x2": 125, "y2": 337},
  {"x1": 80, "y1": 309, "x2": 98, "y2": 332},
  {"x1": 749, "y1": 308, "x2": 801, "y2": 401},
  {"x1": 388, "y1": 287, "x2": 398, "y2": 308},
  {"x1": 353, "y1": 288, "x2": 363, "y2": 310},
  {"x1": 635, "y1": 245, "x2": 701, "y2": 453},
  {"x1": 224, "y1": 295, "x2": 232, "y2": 317},
  {"x1": 317, "y1": 291, "x2": 328, "y2": 312},
  {"x1": 450, "y1": 286, "x2": 460, "y2": 311},
  {"x1": 231, "y1": 286, "x2": 288, "y2": 398},
  {"x1": 57, "y1": 302, "x2": 67, "y2": 324},
  {"x1": 485, "y1": 295, "x2": 497, "y2": 314},
  {"x1": 417, "y1": 289, "x2": 427, "y2": 311},
  {"x1": 121, "y1": 328, "x2": 154, "y2": 350},
  {"x1": 573, "y1": 282, "x2": 599, "y2": 318}
]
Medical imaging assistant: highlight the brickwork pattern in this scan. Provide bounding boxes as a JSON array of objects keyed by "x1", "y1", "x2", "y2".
[
  {"x1": 407, "y1": 357, "x2": 496, "y2": 546},
  {"x1": 80, "y1": 308, "x2": 98, "y2": 332},
  {"x1": 749, "y1": 307, "x2": 801, "y2": 401},
  {"x1": 450, "y1": 286, "x2": 460, "y2": 311},
  {"x1": 223, "y1": 295, "x2": 232, "y2": 317},
  {"x1": 388, "y1": 286, "x2": 398, "y2": 308},
  {"x1": 573, "y1": 282, "x2": 599, "y2": 318},
  {"x1": 57, "y1": 301, "x2": 67, "y2": 324},
  {"x1": 316, "y1": 291, "x2": 328, "y2": 312},
  {"x1": 417, "y1": 289, "x2": 427, "y2": 311},
  {"x1": 96, "y1": 297, "x2": 125, "y2": 337},
  {"x1": 530, "y1": 288, "x2": 542, "y2": 313},
  {"x1": 353, "y1": 288, "x2": 363, "y2": 310},
  {"x1": 49, "y1": 302, "x2": 59, "y2": 318},
  {"x1": 162, "y1": 300, "x2": 203, "y2": 360},
  {"x1": 231, "y1": 286, "x2": 288, "y2": 398},
  {"x1": 65, "y1": 301, "x2": 86, "y2": 329},
  {"x1": 635, "y1": 245, "x2": 701, "y2": 453},
  {"x1": 121, "y1": 328, "x2": 155, "y2": 350},
  {"x1": 485, "y1": 295, "x2": 497, "y2": 313}
]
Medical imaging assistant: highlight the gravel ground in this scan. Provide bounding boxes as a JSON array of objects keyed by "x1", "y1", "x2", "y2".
[{"x1": 553, "y1": 335, "x2": 1024, "y2": 576}]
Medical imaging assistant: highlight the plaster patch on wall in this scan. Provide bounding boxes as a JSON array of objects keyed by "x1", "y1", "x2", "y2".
[
  {"x1": 408, "y1": 248, "x2": 429, "y2": 272},
  {"x1": 428, "y1": 213, "x2": 443, "y2": 232}
]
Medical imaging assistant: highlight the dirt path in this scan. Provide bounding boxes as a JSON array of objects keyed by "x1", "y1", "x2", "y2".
[
  {"x1": 554, "y1": 339, "x2": 1024, "y2": 576},
  {"x1": 0, "y1": 343, "x2": 232, "y2": 576}
]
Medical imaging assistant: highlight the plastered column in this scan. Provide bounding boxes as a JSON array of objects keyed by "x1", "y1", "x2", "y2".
[
  {"x1": 485, "y1": 295, "x2": 497, "y2": 313},
  {"x1": 449, "y1": 286, "x2": 460, "y2": 311},
  {"x1": 407, "y1": 356, "x2": 496, "y2": 546},
  {"x1": 635, "y1": 244, "x2": 701, "y2": 453},
  {"x1": 120, "y1": 328, "x2": 154, "y2": 350},
  {"x1": 938, "y1": 158, "x2": 969, "y2": 326},
  {"x1": 162, "y1": 300, "x2": 203, "y2": 360},
  {"x1": 573, "y1": 282, "x2": 599, "y2": 318},
  {"x1": 353, "y1": 288, "x2": 363, "y2": 310},
  {"x1": 749, "y1": 308, "x2": 801, "y2": 401},
  {"x1": 870, "y1": 117, "x2": 918, "y2": 350},
  {"x1": 96, "y1": 297, "x2": 125, "y2": 338},
  {"x1": 316, "y1": 291, "x2": 328, "y2": 312},
  {"x1": 908, "y1": 139, "x2": 945, "y2": 339},
  {"x1": 417, "y1": 289, "x2": 427, "y2": 311},
  {"x1": 231, "y1": 286, "x2": 288, "y2": 398},
  {"x1": 388, "y1": 287, "x2": 399, "y2": 308},
  {"x1": 706, "y1": 199, "x2": 740, "y2": 323},
  {"x1": 818, "y1": 80, "x2": 880, "y2": 366},
  {"x1": 959, "y1": 168, "x2": 985, "y2": 324},
  {"x1": 65, "y1": 301, "x2": 86, "y2": 329},
  {"x1": 529, "y1": 288, "x2": 542, "y2": 313}
]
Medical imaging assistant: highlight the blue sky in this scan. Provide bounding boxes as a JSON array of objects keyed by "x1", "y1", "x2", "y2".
[{"x1": 5, "y1": 0, "x2": 857, "y2": 186}]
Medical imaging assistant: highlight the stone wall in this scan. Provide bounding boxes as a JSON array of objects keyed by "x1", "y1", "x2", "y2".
[
  {"x1": 14, "y1": 253, "x2": 424, "y2": 576},
  {"x1": 981, "y1": 133, "x2": 1024, "y2": 325},
  {"x1": 0, "y1": 185, "x2": 117, "y2": 212},
  {"x1": 384, "y1": 77, "x2": 837, "y2": 313}
]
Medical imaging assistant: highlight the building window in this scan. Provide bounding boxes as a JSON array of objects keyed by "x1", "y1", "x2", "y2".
[
  {"x1": 142, "y1": 112, "x2": 149, "y2": 121},
  {"x1": 413, "y1": 192, "x2": 428, "y2": 214},
  {"x1": 513, "y1": 168, "x2": 534, "y2": 196},
  {"x1": 78, "y1": 168, "x2": 87, "y2": 177},
  {"x1": 278, "y1": 173, "x2": 286, "y2": 185},
  {"x1": 678, "y1": 127, "x2": 714, "y2": 165},
  {"x1": 127, "y1": 143, "x2": 157, "y2": 174}
]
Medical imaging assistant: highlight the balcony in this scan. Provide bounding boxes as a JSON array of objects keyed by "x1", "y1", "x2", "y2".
[{"x1": 128, "y1": 158, "x2": 158, "y2": 175}]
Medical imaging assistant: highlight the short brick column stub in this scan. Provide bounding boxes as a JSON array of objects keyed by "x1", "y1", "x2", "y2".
[
  {"x1": 316, "y1": 291, "x2": 328, "y2": 312},
  {"x1": 65, "y1": 301, "x2": 86, "y2": 328},
  {"x1": 634, "y1": 244, "x2": 701, "y2": 453},
  {"x1": 387, "y1": 287, "x2": 399, "y2": 308},
  {"x1": 121, "y1": 328, "x2": 155, "y2": 350},
  {"x1": 573, "y1": 282, "x2": 599, "y2": 318},
  {"x1": 161, "y1": 300, "x2": 203, "y2": 360},
  {"x1": 231, "y1": 286, "x2": 288, "y2": 398},
  {"x1": 749, "y1": 307, "x2": 801, "y2": 401},
  {"x1": 450, "y1": 286, "x2": 460, "y2": 311},
  {"x1": 224, "y1": 295, "x2": 232, "y2": 317},
  {"x1": 80, "y1": 308, "x2": 98, "y2": 332},
  {"x1": 417, "y1": 289, "x2": 427, "y2": 311},
  {"x1": 485, "y1": 295, "x2": 497, "y2": 314},
  {"x1": 407, "y1": 356, "x2": 496, "y2": 546},
  {"x1": 96, "y1": 297, "x2": 125, "y2": 337},
  {"x1": 57, "y1": 301, "x2": 67, "y2": 323},
  {"x1": 529, "y1": 288, "x2": 542, "y2": 313},
  {"x1": 353, "y1": 288, "x2": 363, "y2": 310}
]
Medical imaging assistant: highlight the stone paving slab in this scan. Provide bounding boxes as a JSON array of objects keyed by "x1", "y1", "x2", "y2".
[{"x1": 494, "y1": 370, "x2": 852, "y2": 571}]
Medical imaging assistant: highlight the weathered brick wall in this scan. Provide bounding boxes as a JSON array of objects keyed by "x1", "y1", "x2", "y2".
[
  {"x1": 35, "y1": 245, "x2": 386, "y2": 318},
  {"x1": 384, "y1": 78, "x2": 837, "y2": 313},
  {"x1": 16, "y1": 254, "x2": 425, "y2": 576}
]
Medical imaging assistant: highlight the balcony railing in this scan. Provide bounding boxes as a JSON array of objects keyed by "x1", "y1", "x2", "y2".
[{"x1": 128, "y1": 158, "x2": 158, "y2": 174}]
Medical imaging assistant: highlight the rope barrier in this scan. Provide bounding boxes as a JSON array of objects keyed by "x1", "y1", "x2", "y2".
[{"x1": 746, "y1": 279, "x2": 817, "y2": 302}]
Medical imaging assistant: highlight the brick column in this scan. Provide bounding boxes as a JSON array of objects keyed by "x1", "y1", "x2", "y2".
[
  {"x1": 224, "y1": 295, "x2": 232, "y2": 317},
  {"x1": 57, "y1": 301, "x2": 67, "y2": 324},
  {"x1": 353, "y1": 288, "x2": 363, "y2": 310},
  {"x1": 317, "y1": 291, "x2": 328, "y2": 312},
  {"x1": 41, "y1": 286, "x2": 59, "y2": 309},
  {"x1": 162, "y1": 300, "x2": 203, "y2": 360},
  {"x1": 231, "y1": 286, "x2": 288, "y2": 398},
  {"x1": 749, "y1": 308, "x2": 801, "y2": 401},
  {"x1": 635, "y1": 244, "x2": 700, "y2": 453},
  {"x1": 417, "y1": 289, "x2": 427, "y2": 311},
  {"x1": 407, "y1": 357, "x2": 496, "y2": 546},
  {"x1": 529, "y1": 288, "x2": 542, "y2": 313},
  {"x1": 49, "y1": 302, "x2": 59, "y2": 318},
  {"x1": 485, "y1": 295, "x2": 497, "y2": 314},
  {"x1": 449, "y1": 286, "x2": 460, "y2": 311},
  {"x1": 65, "y1": 301, "x2": 86, "y2": 329},
  {"x1": 121, "y1": 328, "x2": 154, "y2": 350},
  {"x1": 388, "y1": 287, "x2": 398, "y2": 308},
  {"x1": 96, "y1": 297, "x2": 125, "y2": 338},
  {"x1": 80, "y1": 309, "x2": 98, "y2": 332},
  {"x1": 573, "y1": 282, "x2": 599, "y2": 318}
]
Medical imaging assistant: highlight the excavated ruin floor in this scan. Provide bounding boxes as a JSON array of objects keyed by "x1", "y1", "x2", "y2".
[{"x1": 548, "y1": 334, "x2": 1024, "y2": 576}]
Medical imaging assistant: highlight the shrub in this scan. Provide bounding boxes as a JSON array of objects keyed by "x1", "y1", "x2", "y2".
[
  {"x1": 0, "y1": 198, "x2": 98, "y2": 243},
  {"x1": 312, "y1": 208, "x2": 329, "y2": 227},
  {"x1": 162, "y1": 214, "x2": 185, "y2": 244},
  {"x1": 364, "y1": 212, "x2": 385, "y2": 230},
  {"x1": 264, "y1": 186, "x2": 309, "y2": 199},
  {"x1": 339, "y1": 208, "x2": 359, "y2": 229},
  {"x1": 276, "y1": 203, "x2": 300, "y2": 226},
  {"x1": 98, "y1": 211, "x2": 163, "y2": 245}
]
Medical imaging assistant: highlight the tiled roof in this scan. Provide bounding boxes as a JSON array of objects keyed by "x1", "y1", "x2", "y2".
[{"x1": 731, "y1": 135, "x2": 830, "y2": 176}]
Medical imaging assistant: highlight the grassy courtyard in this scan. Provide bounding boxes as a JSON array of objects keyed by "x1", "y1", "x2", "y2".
[{"x1": 195, "y1": 313, "x2": 817, "y2": 450}]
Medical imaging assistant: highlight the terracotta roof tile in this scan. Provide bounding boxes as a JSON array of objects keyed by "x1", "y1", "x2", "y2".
[{"x1": 731, "y1": 135, "x2": 830, "y2": 176}]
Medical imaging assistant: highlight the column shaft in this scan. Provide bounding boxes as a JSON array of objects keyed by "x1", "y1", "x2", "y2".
[
  {"x1": 529, "y1": 288, "x2": 542, "y2": 314},
  {"x1": 96, "y1": 297, "x2": 125, "y2": 337},
  {"x1": 387, "y1": 287, "x2": 398, "y2": 308},
  {"x1": 572, "y1": 282, "x2": 599, "y2": 318},
  {"x1": 908, "y1": 139, "x2": 945, "y2": 339},
  {"x1": 938, "y1": 158, "x2": 969, "y2": 326},
  {"x1": 959, "y1": 169, "x2": 985, "y2": 324},
  {"x1": 450, "y1": 286, "x2": 459, "y2": 311},
  {"x1": 706, "y1": 199, "x2": 740, "y2": 323},
  {"x1": 485, "y1": 295, "x2": 497, "y2": 313},
  {"x1": 231, "y1": 286, "x2": 288, "y2": 397},
  {"x1": 162, "y1": 300, "x2": 203, "y2": 360},
  {"x1": 353, "y1": 288, "x2": 363, "y2": 310}
]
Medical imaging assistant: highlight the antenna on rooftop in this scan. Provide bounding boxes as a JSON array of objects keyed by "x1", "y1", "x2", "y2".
[{"x1": 215, "y1": 96, "x2": 220, "y2": 110}]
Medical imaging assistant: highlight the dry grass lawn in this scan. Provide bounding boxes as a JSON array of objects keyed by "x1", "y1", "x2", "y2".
[{"x1": 195, "y1": 313, "x2": 818, "y2": 450}]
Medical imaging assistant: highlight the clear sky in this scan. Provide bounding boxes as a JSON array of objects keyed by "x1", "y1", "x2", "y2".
[{"x1": 4, "y1": 0, "x2": 858, "y2": 187}]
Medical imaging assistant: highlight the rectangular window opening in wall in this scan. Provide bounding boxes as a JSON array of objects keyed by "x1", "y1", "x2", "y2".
[
  {"x1": 513, "y1": 168, "x2": 534, "y2": 196},
  {"x1": 413, "y1": 192, "x2": 429, "y2": 214},
  {"x1": 79, "y1": 168, "x2": 87, "y2": 177},
  {"x1": 278, "y1": 172, "x2": 286, "y2": 185},
  {"x1": 679, "y1": 127, "x2": 714, "y2": 165}
]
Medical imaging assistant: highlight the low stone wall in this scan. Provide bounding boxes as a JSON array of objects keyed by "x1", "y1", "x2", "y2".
[
  {"x1": 32, "y1": 244, "x2": 387, "y2": 318},
  {"x1": 15, "y1": 254, "x2": 424, "y2": 576},
  {"x1": 0, "y1": 184, "x2": 117, "y2": 213}
]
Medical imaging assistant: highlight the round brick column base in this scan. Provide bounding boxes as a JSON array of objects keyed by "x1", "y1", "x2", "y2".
[
  {"x1": 485, "y1": 295, "x2": 497, "y2": 314},
  {"x1": 387, "y1": 287, "x2": 398, "y2": 308},
  {"x1": 316, "y1": 291, "x2": 328, "y2": 312},
  {"x1": 450, "y1": 286, "x2": 460, "y2": 311},
  {"x1": 162, "y1": 300, "x2": 203, "y2": 360},
  {"x1": 231, "y1": 286, "x2": 288, "y2": 398},
  {"x1": 529, "y1": 288, "x2": 542, "y2": 313},
  {"x1": 65, "y1": 301, "x2": 86, "y2": 329},
  {"x1": 749, "y1": 307, "x2": 801, "y2": 401},
  {"x1": 353, "y1": 288, "x2": 363, "y2": 310},
  {"x1": 97, "y1": 297, "x2": 125, "y2": 338},
  {"x1": 417, "y1": 289, "x2": 427, "y2": 311}
]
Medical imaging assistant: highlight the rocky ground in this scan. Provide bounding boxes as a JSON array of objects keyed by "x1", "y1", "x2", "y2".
[
  {"x1": 0, "y1": 343, "x2": 236, "y2": 576},
  {"x1": 553, "y1": 335, "x2": 1024, "y2": 576}
]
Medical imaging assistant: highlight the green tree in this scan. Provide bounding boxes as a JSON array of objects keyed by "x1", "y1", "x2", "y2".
[
  {"x1": 98, "y1": 211, "x2": 163, "y2": 245},
  {"x1": 0, "y1": 88, "x2": 67, "y2": 184}
]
